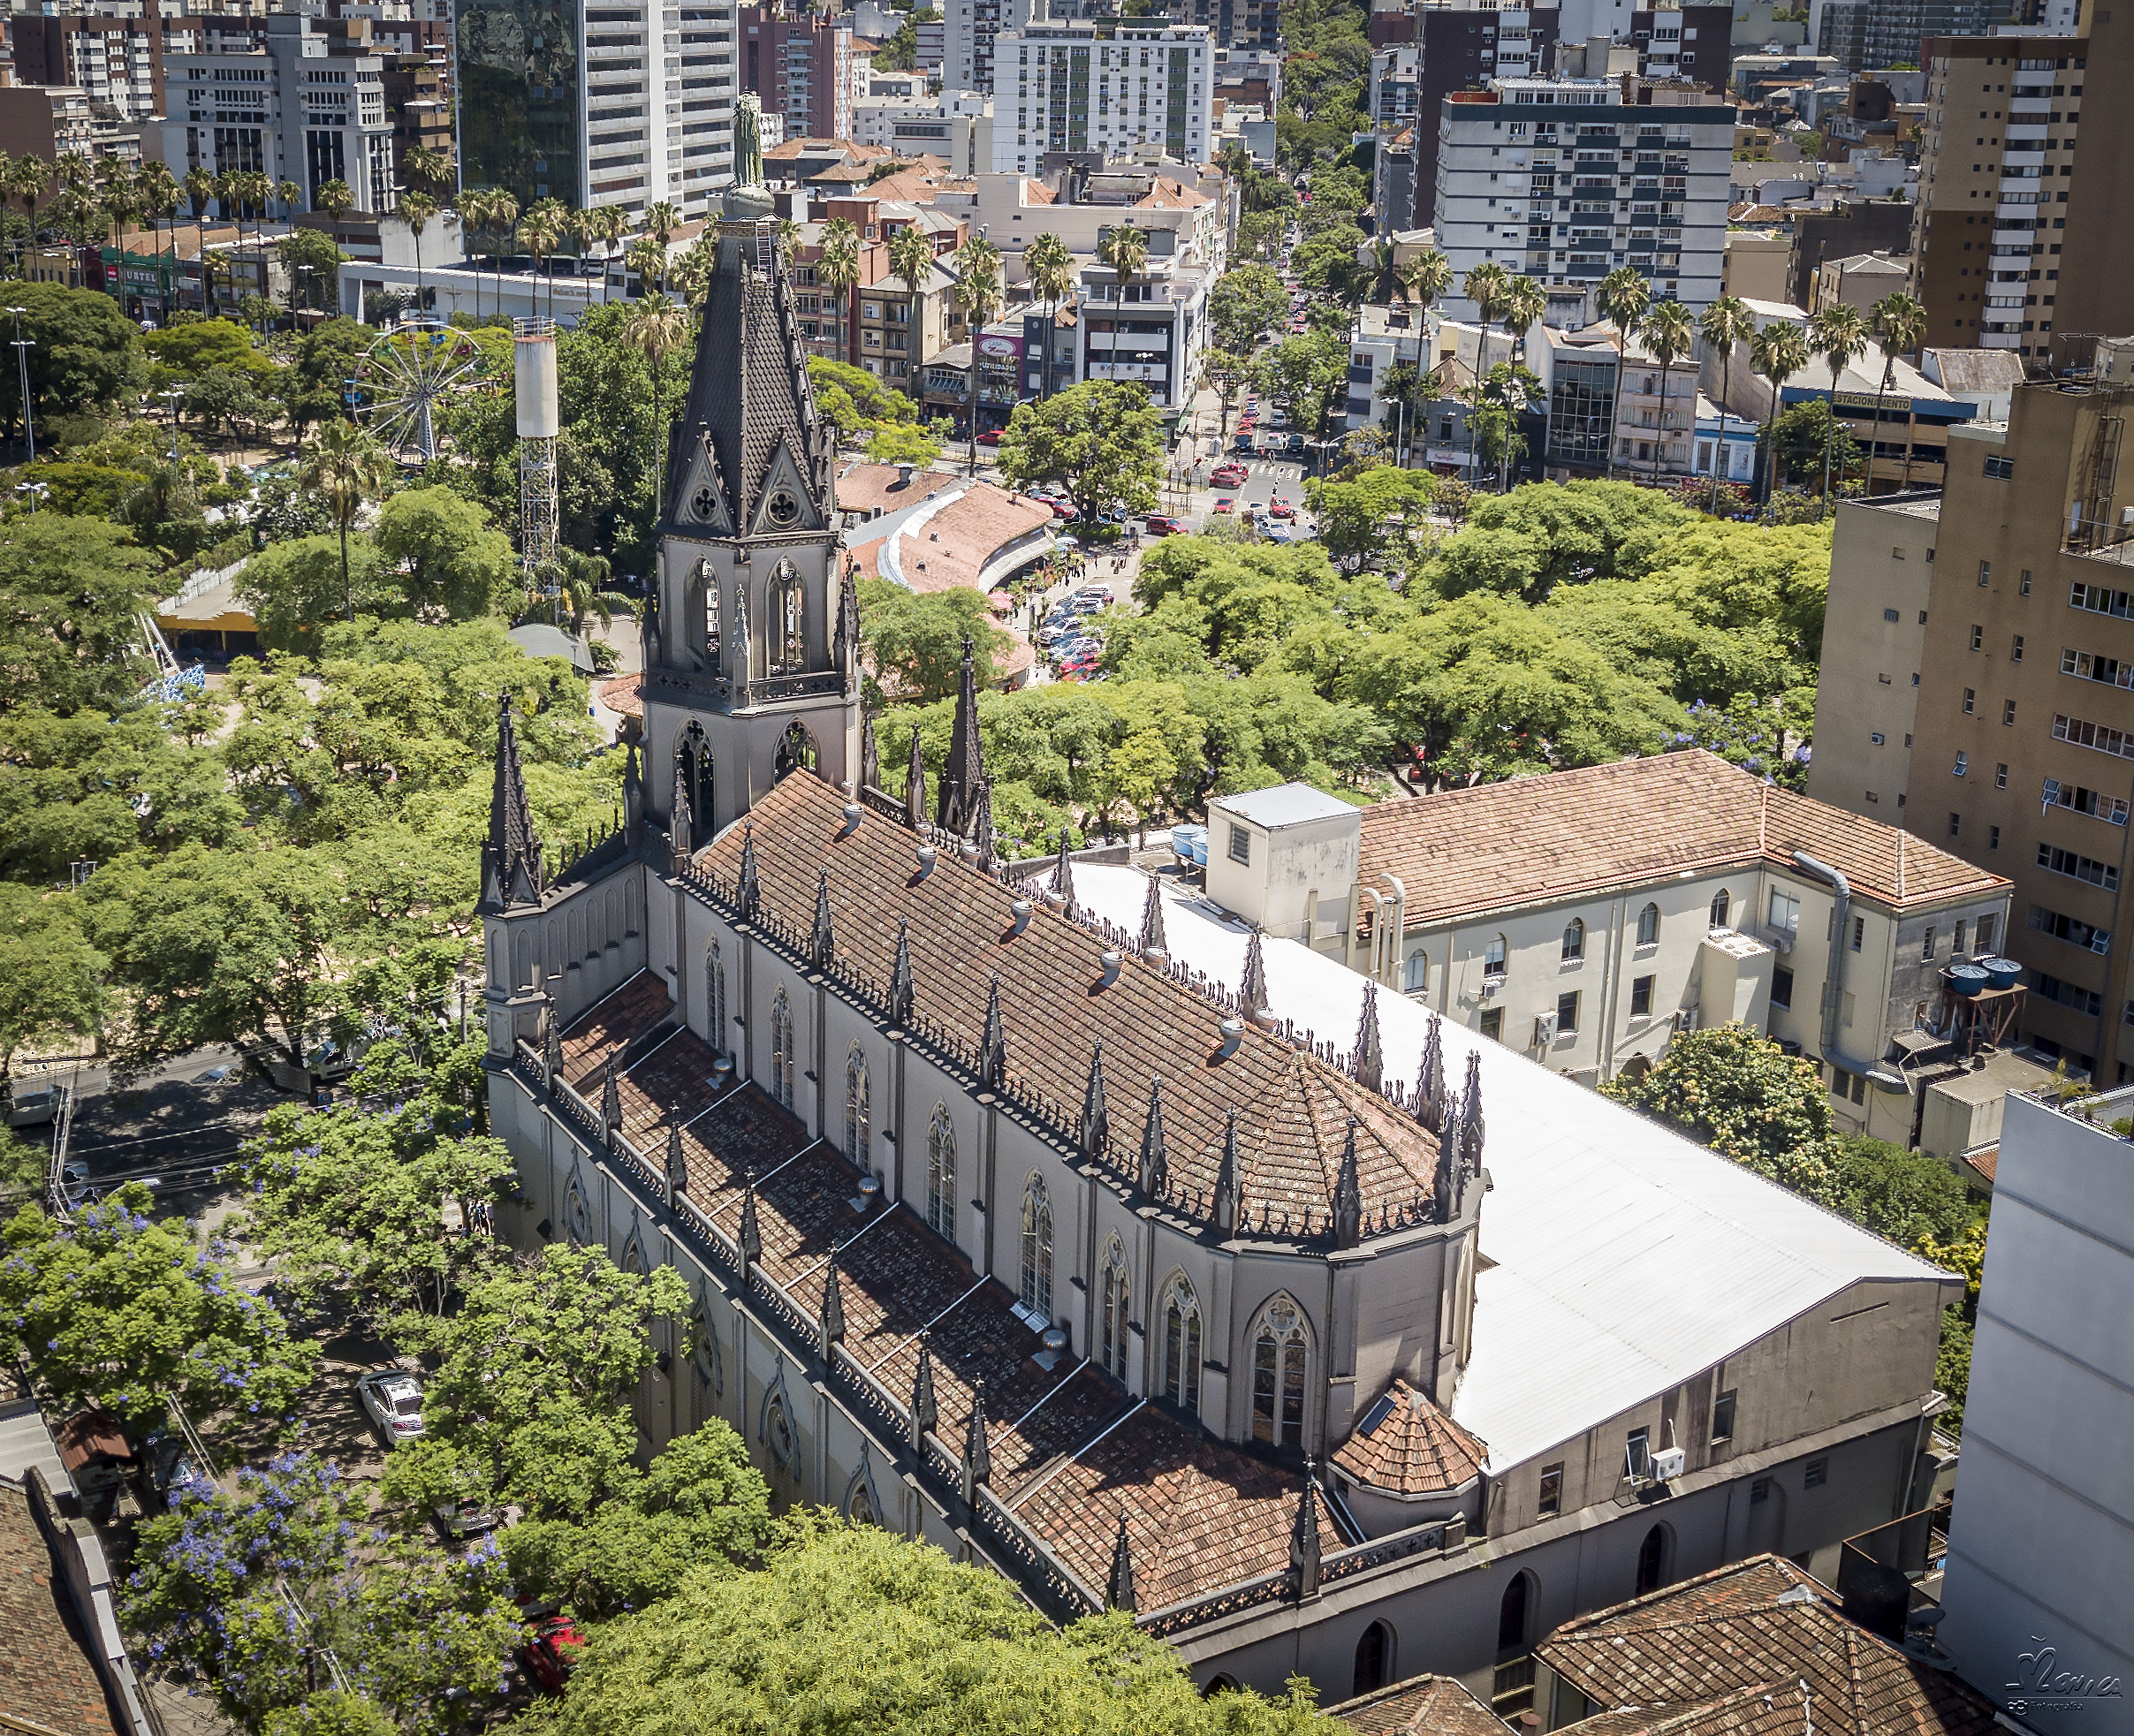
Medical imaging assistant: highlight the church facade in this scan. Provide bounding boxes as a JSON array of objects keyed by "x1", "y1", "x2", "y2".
[{"x1": 475, "y1": 219, "x2": 1964, "y2": 1712}]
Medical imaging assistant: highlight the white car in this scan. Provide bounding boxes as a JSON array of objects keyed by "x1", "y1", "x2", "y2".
[{"x1": 356, "y1": 1369, "x2": 426, "y2": 1443}]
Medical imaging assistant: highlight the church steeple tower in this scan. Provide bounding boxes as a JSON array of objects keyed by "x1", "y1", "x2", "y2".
[
  {"x1": 937, "y1": 635, "x2": 988, "y2": 838},
  {"x1": 638, "y1": 220, "x2": 860, "y2": 841},
  {"x1": 479, "y1": 694, "x2": 544, "y2": 913}
]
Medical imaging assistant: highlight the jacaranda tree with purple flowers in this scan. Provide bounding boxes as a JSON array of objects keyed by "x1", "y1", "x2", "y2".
[
  {"x1": 0, "y1": 1181, "x2": 316, "y2": 1431},
  {"x1": 122, "y1": 1452, "x2": 520, "y2": 1734}
]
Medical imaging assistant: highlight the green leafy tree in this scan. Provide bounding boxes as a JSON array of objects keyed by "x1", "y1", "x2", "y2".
[
  {"x1": 0, "y1": 281, "x2": 134, "y2": 443},
  {"x1": 373, "y1": 485, "x2": 515, "y2": 619},
  {"x1": 1828, "y1": 1135, "x2": 1982, "y2": 1247},
  {"x1": 500, "y1": 1420, "x2": 775, "y2": 1618},
  {"x1": 239, "y1": 533, "x2": 395, "y2": 649},
  {"x1": 233, "y1": 1061, "x2": 514, "y2": 1333},
  {"x1": 1305, "y1": 463, "x2": 1438, "y2": 574},
  {"x1": 865, "y1": 421, "x2": 944, "y2": 468},
  {"x1": 1601, "y1": 1023, "x2": 1840, "y2": 1202},
  {"x1": 541, "y1": 1520, "x2": 1335, "y2": 1734},
  {"x1": 0, "y1": 514, "x2": 167, "y2": 716},
  {"x1": 300, "y1": 420, "x2": 393, "y2": 621},
  {"x1": 860, "y1": 580, "x2": 1013, "y2": 702},
  {"x1": 0, "y1": 883, "x2": 103, "y2": 1086},
  {"x1": 380, "y1": 1244, "x2": 688, "y2": 1525},
  {"x1": 1252, "y1": 330, "x2": 1348, "y2": 440},
  {"x1": 0, "y1": 1181, "x2": 318, "y2": 1429},
  {"x1": 994, "y1": 379, "x2": 1165, "y2": 525},
  {"x1": 277, "y1": 225, "x2": 346, "y2": 316},
  {"x1": 1198, "y1": 348, "x2": 1255, "y2": 435},
  {"x1": 1206, "y1": 262, "x2": 1289, "y2": 355}
]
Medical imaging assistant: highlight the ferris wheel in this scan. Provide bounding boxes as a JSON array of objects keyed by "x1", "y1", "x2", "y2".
[{"x1": 353, "y1": 317, "x2": 488, "y2": 463}]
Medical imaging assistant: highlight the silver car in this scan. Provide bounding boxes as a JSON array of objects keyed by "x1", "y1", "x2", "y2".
[{"x1": 355, "y1": 1369, "x2": 426, "y2": 1443}]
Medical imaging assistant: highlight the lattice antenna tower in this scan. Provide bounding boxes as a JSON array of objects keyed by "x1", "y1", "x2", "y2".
[{"x1": 514, "y1": 315, "x2": 561, "y2": 590}]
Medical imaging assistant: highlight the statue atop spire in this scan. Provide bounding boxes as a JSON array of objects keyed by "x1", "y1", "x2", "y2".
[
  {"x1": 1352, "y1": 980, "x2": 1383, "y2": 1094},
  {"x1": 810, "y1": 867, "x2": 835, "y2": 970},
  {"x1": 979, "y1": 974, "x2": 1006, "y2": 1091},
  {"x1": 1079, "y1": 1036, "x2": 1109, "y2": 1161},
  {"x1": 938, "y1": 634, "x2": 988, "y2": 838},
  {"x1": 479, "y1": 694, "x2": 544, "y2": 911},
  {"x1": 1138, "y1": 875, "x2": 1168, "y2": 961},
  {"x1": 1333, "y1": 1117, "x2": 1363, "y2": 1249},
  {"x1": 1137, "y1": 1074, "x2": 1167, "y2": 1197},
  {"x1": 670, "y1": 758, "x2": 695, "y2": 876}
]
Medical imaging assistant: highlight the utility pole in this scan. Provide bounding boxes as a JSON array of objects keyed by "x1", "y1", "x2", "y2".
[{"x1": 6, "y1": 306, "x2": 34, "y2": 463}]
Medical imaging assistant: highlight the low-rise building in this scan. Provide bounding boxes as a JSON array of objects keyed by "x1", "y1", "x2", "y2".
[
  {"x1": 1690, "y1": 392, "x2": 1759, "y2": 483},
  {"x1": 1203, "y1": 751, "x2": 2014, "y2": 1142},
  {"x1": 1809, "y1": 246, "x2": 1907, "y2": 315}
]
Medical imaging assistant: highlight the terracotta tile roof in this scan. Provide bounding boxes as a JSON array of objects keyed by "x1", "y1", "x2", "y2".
[
  {"x1": 0, "y1": 1482, "x2": 120, "y2": 1736},
  {"x1": 1328, "y1": 1674, "x2": 1505, "y2": 1735},
  {"x1": 695, "y1": 772, "x2": 1452, "y2": 1239},
  {"x1": 558, "y1": 970, "x2": 674, "y2": 1079},
  {"x1": 1963, "y1": 1145, "x2": 1997, "y2": 1186},
  {"x1": 1562, "y1": 1683, "x2": 1831, "y2": 1736},
  {"x1": 596, "y1": 673, "x2": 643, "y2": 718},
  {"x1": 53, "y1": 1412, "x2": 129, "y2": 1474},
  {"x1": 835, "y1": 460, "x2": 961, "y2": 516},
  {"x1": 884, "y1": 481, "x2": 1056, "y2": 597},
  {"x1": 1356, "y1": 750, "x2": 2008, "y2": 929},
  {"x1": 1006, "y1": 1400, "x2": 1340, "y2": 1611},
  {"x1": 1329, "y1": 1378, "x2": 1486, "y2": 1496},
  {"x1": 1535, "y1": 1555, "x2": 2003, "y2": 1736}
]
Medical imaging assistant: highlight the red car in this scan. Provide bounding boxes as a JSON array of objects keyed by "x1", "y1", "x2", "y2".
[
  {"x1": 521, "y1": 1614, "x2": 583, "y2": 1695},
  {"x1": 976, "y1": 428, "x2": 1003, "y2": 447},
  {"x1": 1267, "y1": 497, "x2": 1296, "y2": 519},
  {"x1": 1146, "y1": 513, "x2": 1188, "y2": 534},
  {"x1": 1048, "y1": 499, "x2": 1075, "y2": 519},
  {"x1": 1210, "y1": 464, "x2": 1249, "y2": 487},
  {"x1": 1212, "y1": 497, "x2": 1235, "y2": 514}
]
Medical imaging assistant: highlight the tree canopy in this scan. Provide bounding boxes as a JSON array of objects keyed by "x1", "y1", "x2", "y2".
[{"x1": 995, "y1": 380, "x2": 1166, "y2": 526}]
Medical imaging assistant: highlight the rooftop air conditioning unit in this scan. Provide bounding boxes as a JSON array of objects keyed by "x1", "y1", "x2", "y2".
[
  {"x1": 1532, "y1": 1013, "x2": 1557, "y2": 1047},
  {"x1": 1479, "y1": 973, "x2": 1505, "y2": 998},
  {"x1": 1650, "y1": 1445, "x2": 1687, "y2": 1482}
]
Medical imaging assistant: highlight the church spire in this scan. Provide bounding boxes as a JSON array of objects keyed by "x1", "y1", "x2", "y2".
[
  {"x1": 962, "y1": 1376, "x2": 992, "y2": 1502},
  {"x1": 671, "y1": 759, "x2": 695, "y2": 876},
  {"x1": 736, "y1": 823, "x2": 760, "y2": 920},
  {"x1": 810, "y1": 867, "x2": 835, "y2": 970},
  {"x1": 1079, "y1": 1036, "x2": 1109, "y2": 1162},
  {"x1": 730, "y1": 577, "x2": 752, "y2": 707},
  {"x1": 1138, "y1": 874, "x2": 1168, "y2": 961},
  {"x1": 910, "y1": 1331, "x2": 938, "y2": 1443},
  {"x1": 905, "y1": 726, "x2": 926, "y2": 829},
  {"x1": 1052, "y1": 829, "x2": 1076, "y2": 913},
  {"x1": 1416, "y1": 1013, "x2": 1447, "y2": 1134},
  {"x1": 621, "y1": 733, "x2": 645, "y2": 847},
  {"x1": 938, "y1": 634, "x2": 988, "y2": 838},
  {"x1": 480, "y1": 694, "x2": 544, "y2": 911},
  {"x1": 861, "y1": 709, "x2": 882, "y2": 794},
  {"x1": 1352, "y1": 980, "x2": 1383, "y2": 1094},
  {"x1": 888, "y1": 917, "x2": 915, "y2": 1027},
  {"x1": 974, "y1": 777, "x2": 997, "y2": 874},
  {"x1": 1138, "y1": 1074, "x2": 1167, "y2": 1197},
  {"x1": 1459, "y1": 1050, "x2": 1485, "y2": 1179},
  {"x1": 1240, "y1": 926, "x2": 1269, "y2": 1020},
  {"x1": 835, "y1": 558, "x2": 861, "y2": 693},
  {"x1": 819, "y1": 1247, "x2": 846, "y2": 1358},
  {"x1": 1289, "y1": 1463, "x2": 1323, "y2": 1598},
  {"x1": 1214, "y1": 1109, "x2": 1240, "y2": 1233},
  {"x1": 1333, "y1": 1117, "x2": 1363, "y2": 1249},
  {"x1": 665, "y1": 1111, "x2": 687, "y2": 1203},
  {"x1": 979, "y1": 974, "x2": 1006, "y2": 1091},
  {"x1": 1106, "y1": 1513, "x2": 1137, "y2": 1612}
]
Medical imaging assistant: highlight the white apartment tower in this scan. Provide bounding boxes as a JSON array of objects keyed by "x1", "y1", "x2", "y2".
[
  {"x1": 161, "y1": 13, "x2": 396, "y2": 213},
  {"x1": 992, "y1": 19, "x2": 1213, "y2": 174},
  {"x1": 1432, "y1": 74, "x2": 1734, "y2": 315},
  {"x1": 946, "y1": 0, "x2": 1034, "y2": 96}
]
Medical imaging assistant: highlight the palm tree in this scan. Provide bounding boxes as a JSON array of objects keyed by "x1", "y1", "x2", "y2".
[
  {"x1": 402, "y1": 143, "x2": 452, "y2": 197},
  {"x1": 138, "y1": 161, "x2": 179, "y2": 321},
  {"x1": 1750, "y1": 319, "x2": 1809, "y2": 508},
  {"x1": 1366, "y1": 236, "x2": 1408, "y2": 307},
  {"x1": 580, "y1": 203, "x2": 629, "y2": 303},
  {"x1": 483, "y1": 189, "x2": 518, "y2": 318},
  {"x1": 1487, "y1": 274, "x2": 1549, "y2": 492},
  {"x1": 12, "y1": 155, "x2": 49, "y2": 278},
  {"x1": 1020, "y1": 230, "x2": 1073, "y2": 398},
  {"x1": 669, "y1": 237, "x2": 718, "y2": 307},
  {"x1": 626, "y1": 295, "x2": 691, "y2": 490},
  {"x1": 315, "y1": 178, "x2": 356, "y2": 224},
  {"x1": 626, "y1": 235, "x2": 668, "y2": 299},
  {"x1": 402, "y1": 192, "x2": 437, "y2": 313},
  {"x1": 1636, "y1": 299, "x2": 1696, "y2": 491},
  {"x1": 1806, "y1": 301, "x2": 1869, "y2": 512},
  {"x1": 1697, "y1": 295, "x2": 1755, "y2": 513},
  {"x1": 1596, "y1": 266, "x2": 1652, "y2": 482},
  {"x1": 531, "y1": 547, "x2": 634, "y2": 634},
  {"x1": 1409, "y1": 247, "x2": 1452, "y2": 323},
  {"x1": 276, "y1": 178, "x2": 300, "y2": 225},
  {"x1": 1097, "y1": 218, "x2": 1147, "y2": 314},
  {"x1": 643, "y1": 200, "x2": 681, "y2": 253},
  {"x1": 817, "y1": 216, "x2": 862, "y2": 365},
  {"x1": 772, "y1": 216, "x2": 800, "y2": 272},
  {"x1": 300, "y1": 419, "x2": 392, "y2": 619},
  {"x1": 518, "y1": 201, "x2": 564, "y2": 322},
  {"x1": 954, "y1": 239, "x2": 1004, "y2": 474},
  {"x1": 453, "y1": 189, "x2": 490, "y2": 318},
  {"x1": 1869, "y1": 290, "x2": 1927, "y2": 491},
  {"x1": 1460, "y1": 261, "x2": 1510, "y2": 485}
]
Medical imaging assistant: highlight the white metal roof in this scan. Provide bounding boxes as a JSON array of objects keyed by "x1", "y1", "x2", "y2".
[
  {"x1": 1067, "y1": 863, "x2": 1956, "y2": 1473},
  {"x1": 1215, "y1": 783, "x2": 1360, "y2": 830}
]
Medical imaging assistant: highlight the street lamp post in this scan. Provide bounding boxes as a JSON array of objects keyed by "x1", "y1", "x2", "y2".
[
  {"x1": 298, "y1": 262, "x2": 314, "y2": 315},
  {"x1": 158, "y1": 387, "x2": 186, "y2": 460},
  {"x1": 6, "y1": 306, "x2": 34, "y2": 464}
]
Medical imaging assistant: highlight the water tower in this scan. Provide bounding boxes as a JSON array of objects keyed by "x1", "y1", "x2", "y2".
[{"x1": 514, "y1": 316, "x2": 560, "y2": 586}]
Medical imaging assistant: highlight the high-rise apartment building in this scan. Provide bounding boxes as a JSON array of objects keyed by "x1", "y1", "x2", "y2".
[
  {"x1": 457, "y1": 0, "x2": 735, "y2": 216},
  {"x1": 1910, "y1": 34, "x2": 2089, "y2": 358},
  {"x1": 1896, "y1": 354, "x2": 2134, "y2": 1080},
  {"x1": 991, "y1": 20, "x2": 1212, "y2": 175},
  {"x1": 159, "y1": 13, "x2": 397, "y2": 212},
  {"x1": 1432, "y1": 73, "x2": 1734, "y2": 310},
  {"x1": 1401, "y1": 0, "x2": 1559, "y2": 231},
  {"x1": 945, "y1": 0, "x2": 1030, "y2": 94},
  {"x1": 742, "y1": 1, "x2": 854, "y2": 149},
  {"x1": 7, "y1": 13, "x2": 163, "y2": 123}
]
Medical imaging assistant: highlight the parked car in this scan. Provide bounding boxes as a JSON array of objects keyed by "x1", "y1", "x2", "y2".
[
  {"x1": 1146, "y1": 512, "x2": 1188, "y2": 534},
  {"x1": 140, "y1": 1431, "x2": 205, "y2": 1505},
  {"x1": 976, "y1": 428, "x2": 1003, "y2": 447},
  {"x1": 1211, "y1": 497, "x2": 1235, "y2": 514},
  {"x1": 1234, "y1": 434, "x2": 1257, "y2": 453},
  {"x1": 434, "y1": 1496, "x2": 503, "y2": 1543},
  {"x1": 1267, "y1": 497, "x2": 1296, "y2": 519},
  {"x1": 521, "y1": 1614, "x2": 583, "y2": 1694},
  {"x1": 1047, "y1": 498, "x2": 1075, "y2": 519},
  {"x1": 356, "y1": 1369, "x2": 426, "y2": 1443}
]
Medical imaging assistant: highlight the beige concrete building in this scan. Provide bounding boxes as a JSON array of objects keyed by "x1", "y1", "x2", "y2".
[
  {"x1": 1806, "y1": 490, "x2": 1942, "y2": 821},
  {"x1": 1808, "y1": 247, "x2": 1907, "y2": 315},
  {"x1": 1204, "y1": 752, "x2": 2013, "y2": 1144},
  {"x1": 1721, "y1": 226, "x2": 1790, "y2": 302}
]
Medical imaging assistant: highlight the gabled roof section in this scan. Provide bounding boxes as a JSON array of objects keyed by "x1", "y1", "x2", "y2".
[
  {"x1": 1328, "y1": 1674, "x2": 1504, "y2": 1736},
  {"x1": 1330, "y1": 1377, "x2": 1487, "y2": 1497},
  {"x1": 1535, "y1": 1555, "x2": 2003, "y2": 1736},
  {"x1": 662, "y1": 225, "x2": 833, "y2": 537},
  {"x1": 1355, "y1": 749, "x2": 2008, "y2": 928}
]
